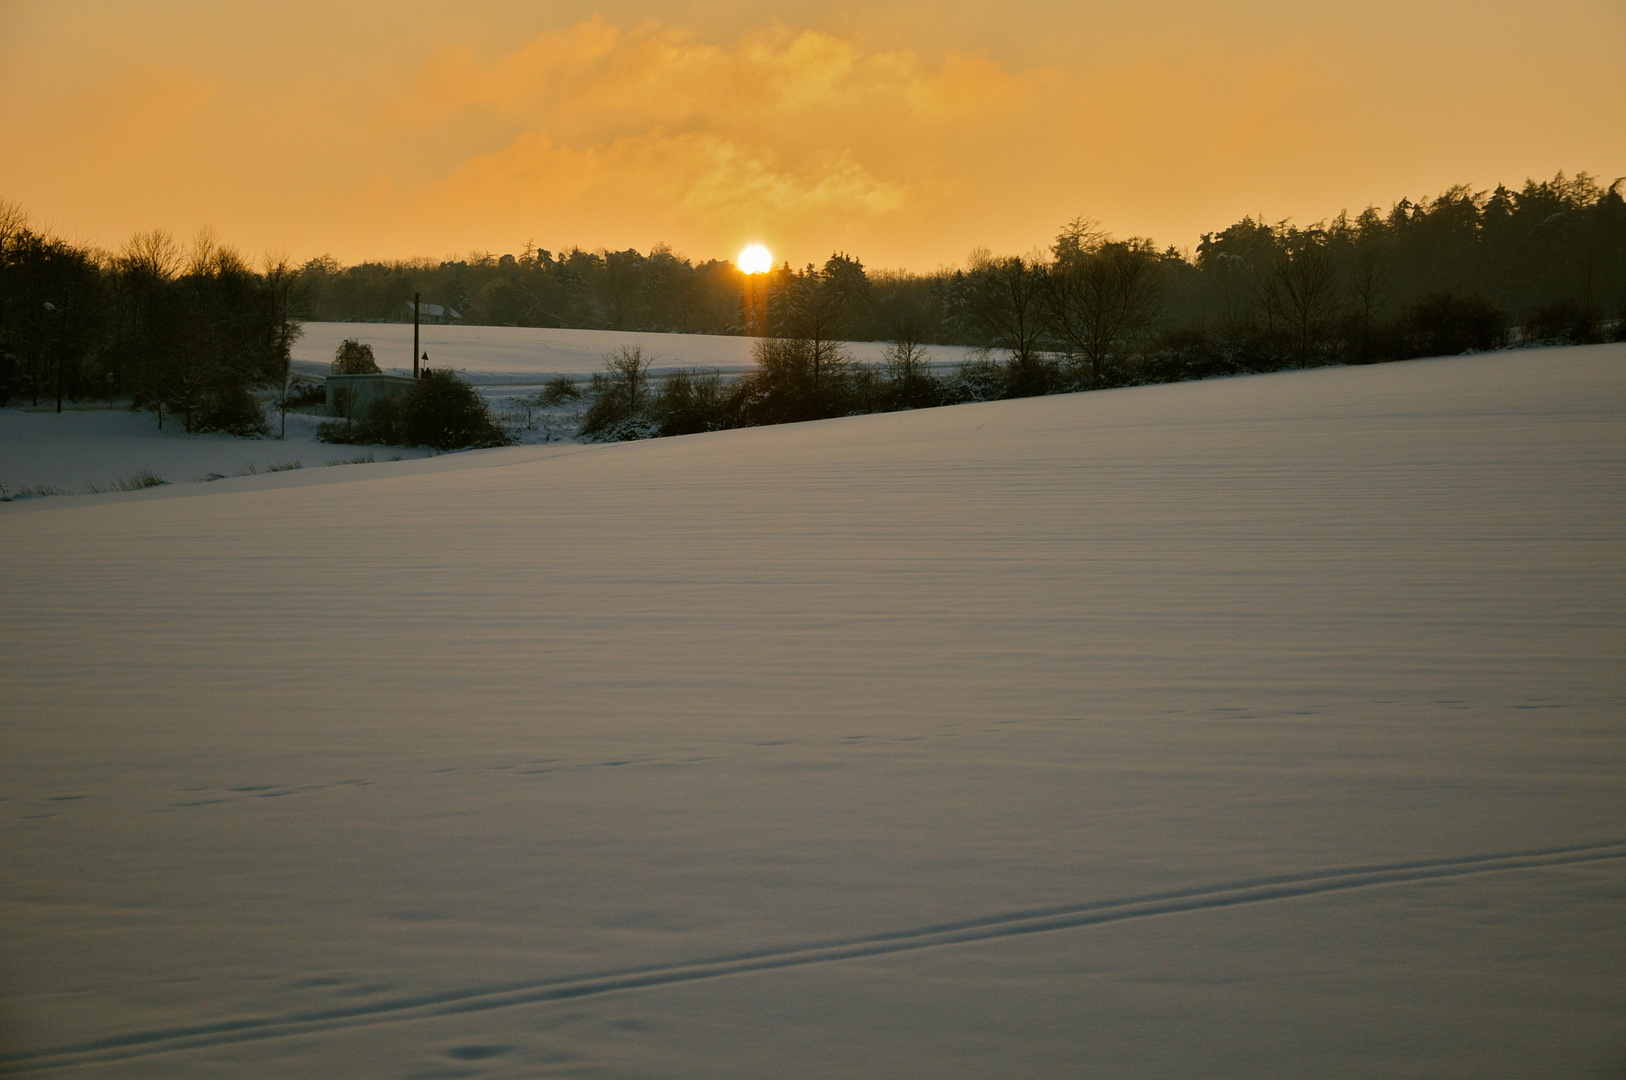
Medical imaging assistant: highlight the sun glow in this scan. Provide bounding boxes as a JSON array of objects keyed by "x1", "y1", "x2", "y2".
[{"x1": 737, "y1": 244, "x2": 774, "y2": 274}]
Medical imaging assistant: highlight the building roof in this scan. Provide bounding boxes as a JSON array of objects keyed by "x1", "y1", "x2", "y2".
[{"x1": 405, "y1": 301, "x2": 462, "y2": 320}]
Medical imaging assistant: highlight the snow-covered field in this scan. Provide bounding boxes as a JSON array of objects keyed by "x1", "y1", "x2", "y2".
[
  {"x1": 0, "y1": 323, "x2": 974, "y2": 497},
  {"x1": 0, "y1": 408, "x2": 443, "y2": 497},
  {"x1": 292, "y1": 321, "x2": 983, "y2": 383},
  {"x1": 1, "y1": 347, "x2": 1623, "y2": 1078}
]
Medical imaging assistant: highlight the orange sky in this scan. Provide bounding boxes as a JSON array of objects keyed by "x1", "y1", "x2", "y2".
[{"x1": 3, "y1": 0, "x2": 1623, "y2": 272}]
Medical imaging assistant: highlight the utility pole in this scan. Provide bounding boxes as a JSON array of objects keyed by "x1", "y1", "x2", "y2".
[{"x1": 413, "y1": 292, "x2": 421, "y2": 379}]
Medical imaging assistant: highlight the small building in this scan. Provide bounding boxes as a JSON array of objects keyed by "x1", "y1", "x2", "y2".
[
  {"x1": 326, "y1": 374, "x2": 418, "y2": 418},
  {"x1": 404, "y1": 301, "x2": 461, "y2": 324}
]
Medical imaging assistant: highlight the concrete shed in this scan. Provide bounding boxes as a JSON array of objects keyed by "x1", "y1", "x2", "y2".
[{"x1": 326, "y1": 374, "x2": 418, "y2": 418}]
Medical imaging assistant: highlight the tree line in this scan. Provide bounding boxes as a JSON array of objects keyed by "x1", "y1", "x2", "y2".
[
  {"x1": 0, "y1": 207, "x2": 298, "y2": 431},
  {"x1": 2, "y1": 170, "x2": 1621, "y2": 430},
  {"x1": 292, "y1": 171, "x2": 1625, "y2": 359},
  {"x1": 566, "y1": 171, "x2": 1624, "y2": 439}
]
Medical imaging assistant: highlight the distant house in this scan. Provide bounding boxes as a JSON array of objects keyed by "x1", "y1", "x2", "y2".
[
  {"x1": 327, "y1": 374, "x2": 418, "y2": 417},
  {"x1": 405, "y1": 301, "x2": 461, "y2": 324}
]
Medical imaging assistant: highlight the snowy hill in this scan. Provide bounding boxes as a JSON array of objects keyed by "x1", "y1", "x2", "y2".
[
  {"x1": 2, "y1": 347, "x2": 1623, "y2": 1078},
  {"x1": 291, "y1": 321, "x2": 986, "y2": 382}
]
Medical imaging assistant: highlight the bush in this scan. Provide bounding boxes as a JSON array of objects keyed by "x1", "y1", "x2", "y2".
[
  {"x1": 194, "y1": 383, "x2": 269, "y2": 436},
  {"x1": 844, "y1": 364, "x2": 886, "y2": 414},
  {"x1": 316, "y1": 415, "x2": 366, "y2": 444},
  {"x1": 940, "y1": 357, "x2": 1009, "y2": 404},
  {"x1": 285, "y1": 378, "x2": 326, "y2": 407},
  {"x1": 318, "y1": 371, "x2": 507, "y2": 449},
  {"x1": 332, "y1": 339, "x2": 380, "y2": 374},
  {"x1": 880, "y1": 337, "x2": 943, "y2": 411},
  {"x1": 403, "y1": 370, "x2": 508, "y2": 449},
  {"x1": 584, "y1": 413, "x2": 662, "y2": 441},
  {"x1": 535, "y1": 376, "x2": 583, "y2": 406},
  {"x1": 730, "y1": 337, "x2": 855, "y2": 426},
  {"x1": 1142, "y1": 328, "x2": 1292, "y2": 381},
  {"x1": 1399, "y1": 294, "x2": 1507, "y2": 358},
  {"x1": 580, "y1": 346, "x2": 655, "y2": 440},
  {"x1": 1002, "y1": 354, "x2": 1065, "y2": 399},
  {"x1": 1523, "y1": 300, "x2": 1599, "y2": 345},
  {"x1": 654, "y1": 368, "x2": 728, "y2": 436}
]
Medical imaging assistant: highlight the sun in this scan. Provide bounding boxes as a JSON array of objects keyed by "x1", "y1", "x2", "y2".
[{"x1": 737, "y1": 244, "x2": 773, "y2": 274}]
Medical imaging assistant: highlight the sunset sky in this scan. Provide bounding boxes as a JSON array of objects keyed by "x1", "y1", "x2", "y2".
[{"x1": 3, "y1": 0, "x2": 1623, "y2": 271}]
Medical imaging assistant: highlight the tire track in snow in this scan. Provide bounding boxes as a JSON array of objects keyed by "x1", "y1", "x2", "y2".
[{"x1": 9, "y1": 839, "x2": 1625, "y2": 1073}]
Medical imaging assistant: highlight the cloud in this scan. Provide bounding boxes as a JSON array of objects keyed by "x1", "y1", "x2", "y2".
[
  {"x1": 433, "y1": 129, "x2": 906, "y2": 229},
  {"x1": 5, "y1": 2, "x2": 1623, "y2": 267},
  {"x1": 390, "y1": 19, "x2": 1044, "y2": 238},
  {"x1": 388, "y1": 18, "x2": 1368, "y2": 260},
  {"x1": 399, "y1": 18, "x2": 1036, "y2": 132}
]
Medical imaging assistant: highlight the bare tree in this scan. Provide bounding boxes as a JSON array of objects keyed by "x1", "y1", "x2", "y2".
[
  {"x1": 1267, "y1": 231, "x2": 1340, "y2": 360},
  {"x1": 785, "y1": 264, "x2": 850, "y2": 399},
  {"x1": 0, "y1": 199, "x2": 26, "y2": 253},
  {"x1": 960, "y1": 249, "x2": 1051, "y2": 369},
  {"x1": 120, "y1": 230, "x2": 183, "y2": 281},
  {"x1": 579, "y1": 344, "x2": 656, "y2": 438},
  {"x1": 1345, "y1": 243, "x2": 1392, "y2": 359},
  {"x1": 263, "y1": 253, "x2": 304, "y2": 438},
  {"x1": 603, "y1": 344, "x2": 653, "y2": 412},
  {"x1": 1045, "y1": 232, "x2": 1163, "y2": 382},
  {"x1": 883, "y1": 320, "x2": 935, "y2": 408},
  {"x1": 139, "y1": 322, "x2": 226, "y2": 433},
  {"x1": 187, "y1": 226, "x2": 223, "y2": 278},
  {"x1": 884, "y1": 322, "x2": 931, "y2": 383}
]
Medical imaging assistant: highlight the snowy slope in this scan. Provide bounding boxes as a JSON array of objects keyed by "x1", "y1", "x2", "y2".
[
  {"x1": 0, "y1": 408, "x2": 440, "y2": 496},
  {"x1": 1, "y1": 347, "x2": 1623, "y2": 1078}
]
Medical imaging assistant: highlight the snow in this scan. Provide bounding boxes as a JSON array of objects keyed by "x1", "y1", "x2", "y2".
[
  {"x1": 2, "y1": 346, "x2": 1624, "y2": 1078},
  {"x1": 3, "y1": 324, "x2": 987, "y2": 497},
  {"x1": 0, "y1": 407, "x2": 437, "y2": 497},
  {"x1": 292, "y1": 321, "x2": 984, "y2": 383}
]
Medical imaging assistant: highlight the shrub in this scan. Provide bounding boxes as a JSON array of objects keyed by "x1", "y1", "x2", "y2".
[
  {"x1": 730, "y1": 337, "x2": 854, "y2": 426},
  {"x1": 1142, "y1": 328, "x2": 1292, "y2": 382},
  {"x1": 1523, "y1": 300, "x2": 1599, "y2": 345},
  {"x1": 315, "y1": 417, "x2": 360, "y2": 443},
  {"x1": 1002, "y1": 353, "x2": 1064, "y2": 399},
  {"x1": 880, "y1": 337, "x2": 942, "y2": 411},
  {"x1": 844, "y1": 364, "x2": 886, "y2": 414},
  {"x1": 194, "y1": 383, "x2": 269, "y2": 436},
  {"x1": 317, "y1": 393, "x2": 401, "y2": 445},
  {"x1": 403, "y1": 370, "x2": 508, "y2": 449},
  {"x1": 654, "y1": 368, "x2": 728, "y2": 436},
  {"x1": 285, "y1": 378, "x2": 327, "y2": 407},
  {"x1": 580, "y1": 346, "x2": 655, "y2": 439},
  {"x1": 1399, "y1": 294, "x2": 1507, "y2": 358},
  {"x1": 535, "y1": 376, "x2": 583, "y2": 406},
  {"x1": 318, "y1": 371, "x2": 506, "y2": 450},
  {"x1": 331, "y1": 339, "x2": 381, "y2": 374},
  {"x1": 940, "y1": 357, "x2": 1008, "y2": 404}
]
